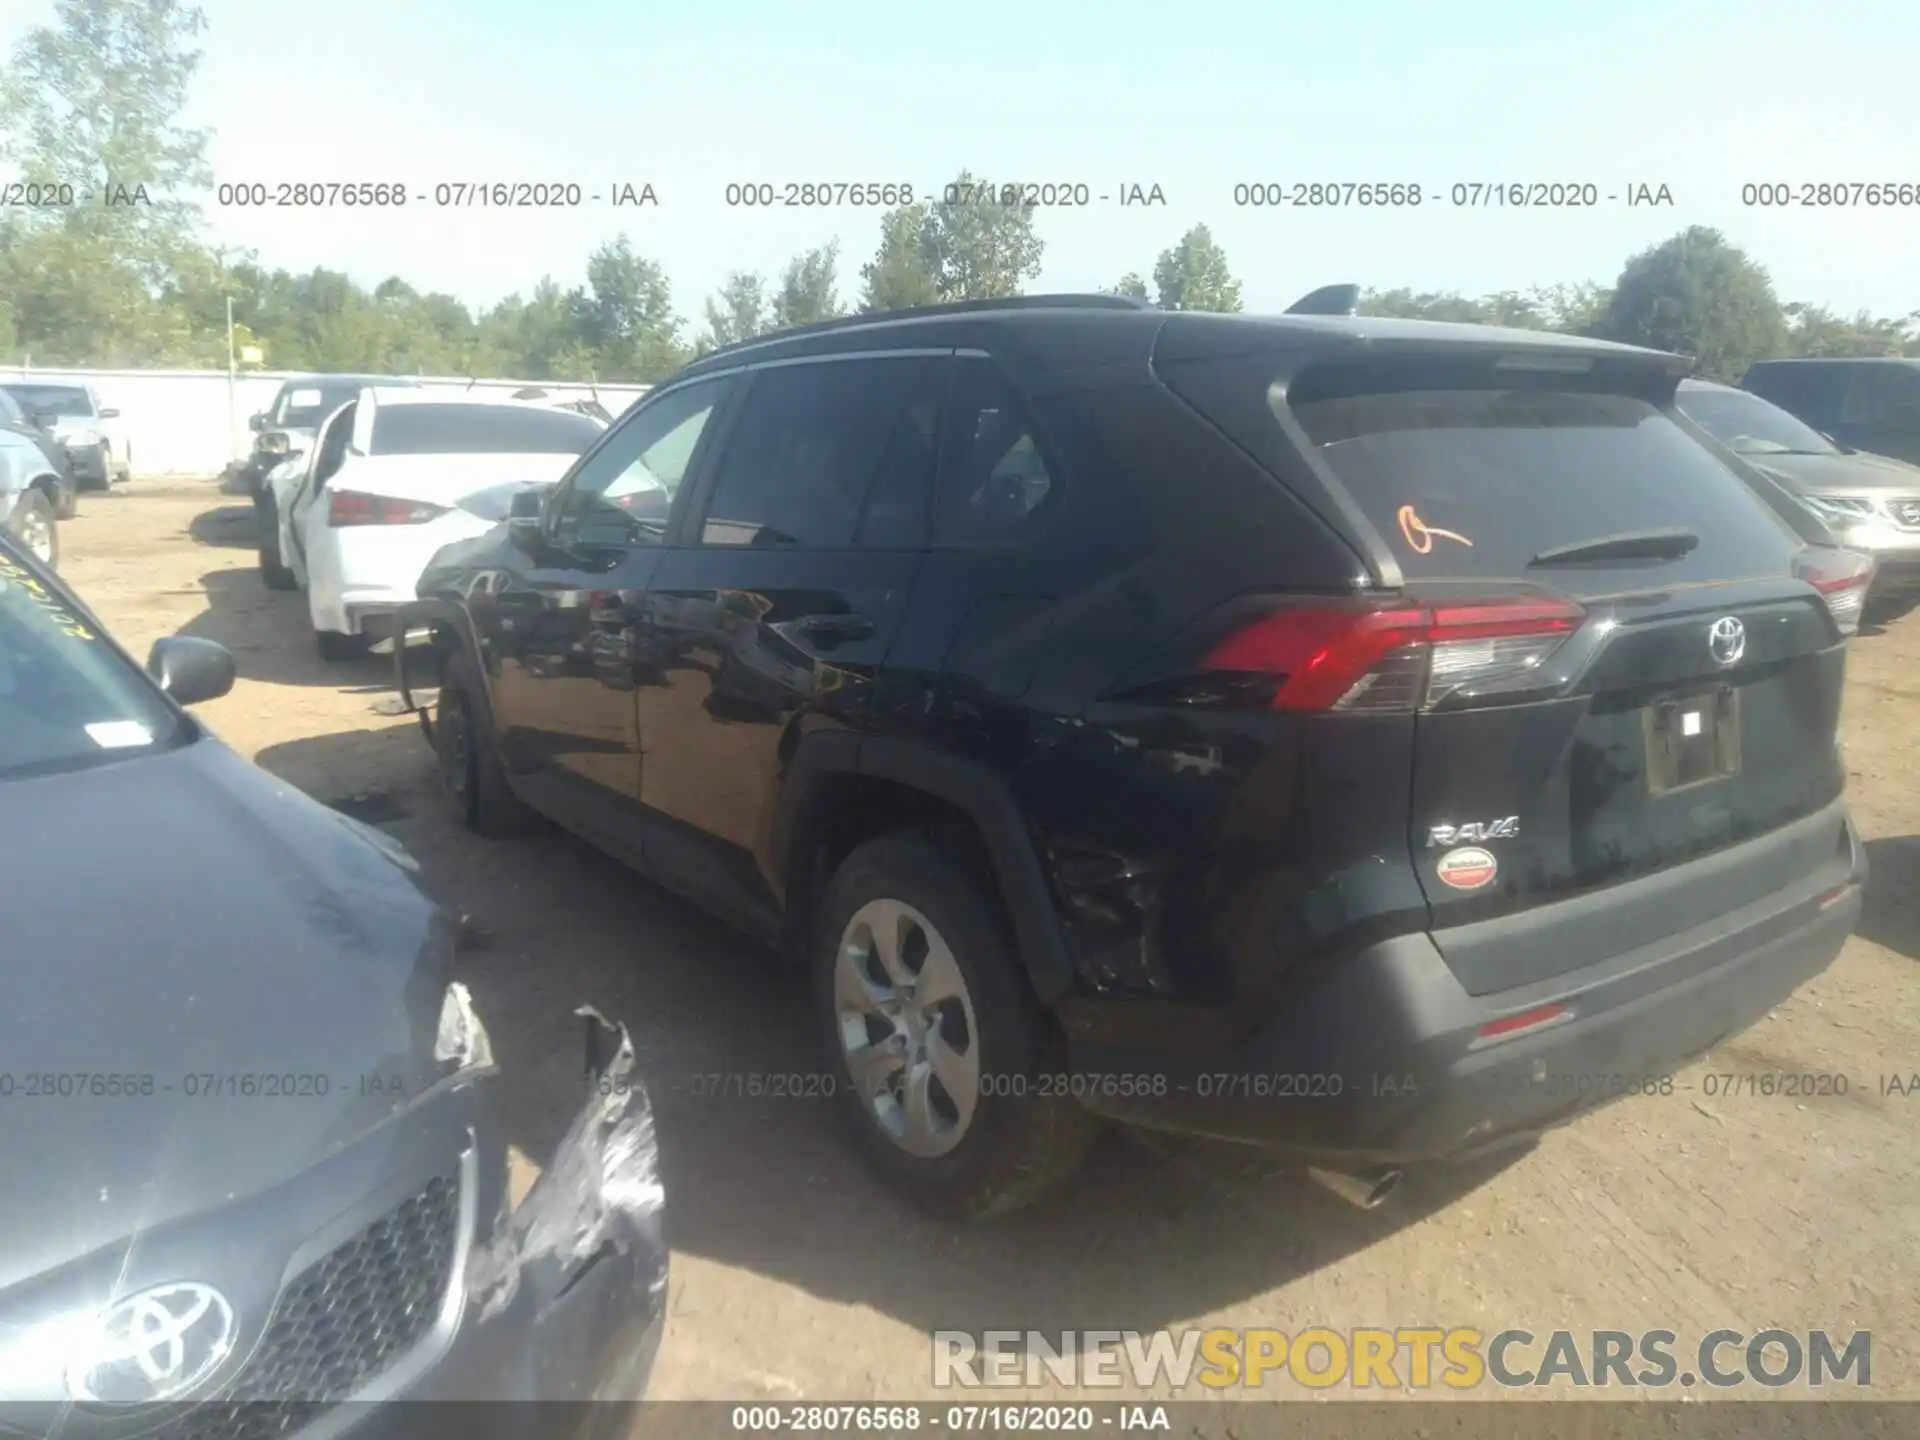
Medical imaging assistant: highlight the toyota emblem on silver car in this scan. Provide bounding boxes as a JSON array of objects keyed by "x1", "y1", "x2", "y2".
[
  {"x1": 67, "y1": 1282, "x2": 237, "y2": 1403},
  {"x1": 1707, "y1": 616, "x2": 1746, "y2": 667}
]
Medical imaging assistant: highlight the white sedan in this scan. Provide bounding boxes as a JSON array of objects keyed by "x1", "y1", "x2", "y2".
[{"x1": 279, "y1": 388, "x2": 605, "y2": 660}]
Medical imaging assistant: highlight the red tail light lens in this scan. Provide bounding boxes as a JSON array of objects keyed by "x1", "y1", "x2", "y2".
[
  {"x1": 1795, "y1": 548, "x2": 1874, "y2": 636},
  {"x1": 1199, "y1": 596, "x2": 1586, "y2": 713},
  {"x1": 328, "y1": 490, "x2": 448, "y2": 527}
]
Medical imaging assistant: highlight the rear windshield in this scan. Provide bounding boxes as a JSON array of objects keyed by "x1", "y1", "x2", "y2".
[
  {"x1": 1164, "y1": 354, "x2": 1799, "y2": 582},
  {"x1": 368, "y1": 403, "x2": 603, "y2": 456}
]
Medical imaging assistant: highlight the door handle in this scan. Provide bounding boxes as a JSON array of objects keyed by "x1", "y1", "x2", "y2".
[{"x1": 796, "y1": 613, "x2": 876, "y2": 643}]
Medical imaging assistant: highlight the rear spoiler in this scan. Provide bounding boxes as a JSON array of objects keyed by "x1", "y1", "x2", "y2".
[{"x1": 1286, "y1": 284, "x2": 1360, "y2": 317}]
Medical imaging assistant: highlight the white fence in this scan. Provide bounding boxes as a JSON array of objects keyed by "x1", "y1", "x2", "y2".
[{"x1": 0, "y1": 366, "x2": 653, "y2": 478}]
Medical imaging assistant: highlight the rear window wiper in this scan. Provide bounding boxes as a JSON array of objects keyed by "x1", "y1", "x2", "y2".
[{"x1": 1528, "y1": 527, "x2": 1700, "y2": 567}]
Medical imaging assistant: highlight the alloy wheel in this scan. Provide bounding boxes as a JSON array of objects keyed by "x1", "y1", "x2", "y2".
[
  {"x1": 834, "y1": 898, "x2": 981, "y2": 1158},
  {"x1": 16, "y1": 505, "x2": 53, "y2": 564}
]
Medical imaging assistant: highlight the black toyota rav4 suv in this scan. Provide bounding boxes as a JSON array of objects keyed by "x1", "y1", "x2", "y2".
[{"x1": 399, "y1": 292, "x2": 1870, "y2": 1219}]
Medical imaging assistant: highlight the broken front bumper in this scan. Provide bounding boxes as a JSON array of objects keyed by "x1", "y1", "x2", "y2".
[{"x1": 296, "y1": 1006, "x2": 668, "y2": 1439}]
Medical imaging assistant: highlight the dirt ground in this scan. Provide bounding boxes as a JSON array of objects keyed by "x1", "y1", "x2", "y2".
[{"x1": 51, "y1": 484, "x2": 1920, "y2": 1407}]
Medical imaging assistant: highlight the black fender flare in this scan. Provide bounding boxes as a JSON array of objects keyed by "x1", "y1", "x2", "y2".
[
  {"x1": 391, "y1": 597, "x2": 487, "y2": 747},
  {"x1": 773, "y1": 732, "x2": 1076, "y2": 1004}
]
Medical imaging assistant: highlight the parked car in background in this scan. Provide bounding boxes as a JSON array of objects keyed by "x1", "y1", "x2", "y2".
[
  {"x1": 282, "y1": 389, "x2": 604, "y2": 660},
  {"x1": 1679, "y1": 377, "x2": 1920, "y2": 601},
  {"x1": 1741, "y1": 357, "x2": 1920, "y2": 466},
  {"x1": 397, "y1": 294, "x2": 1869, "y2": 1219},
  {"x1": 0, "y1": 527, "x2": 668, "y2": 1423},
  {"x1": 255, "y1": 449, "x2": 313, "y2": 591},
  {"x1": 0, "y1": 427, "x2": 67, "y2": 567},
  {"x1": 0, "y1": 381, "x2": 128, "y2": 489},
  {"x1": 241, "y1": 374, "x2": 418, "y2": 500},
  {"x1": 0, "y1": 388, "x2": 77, "y2": 521}
]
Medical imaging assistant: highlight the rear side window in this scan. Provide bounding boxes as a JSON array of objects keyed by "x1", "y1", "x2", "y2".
[
  {"x1": 700, "y1": 357, "x2": 943, "y2": 549},
  {"x1": 933, "y1": 358, "x2": 1057, "y2": 546},
  {"x1": 1165, "y1": 353, "x2": 1798, "y2": 581},
  {"x1": 369, "y1": 403, "x2": 603, "y2": 456}
]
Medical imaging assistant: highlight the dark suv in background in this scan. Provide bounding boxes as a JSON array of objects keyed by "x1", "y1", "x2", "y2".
[
  {"x1": 401, "y1": 294, "x2": 1870, "y2": 1219},
  {"x1": 1742, "y1": 357, "x2": 1920, "y2": 466}
]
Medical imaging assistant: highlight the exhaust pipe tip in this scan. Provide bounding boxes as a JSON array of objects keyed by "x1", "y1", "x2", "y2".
[{"x1": 1307, "y1": 1165, "x2": 1404, "y2": 1210}]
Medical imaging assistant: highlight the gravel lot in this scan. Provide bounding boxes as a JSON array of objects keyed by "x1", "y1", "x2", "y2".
[{"x1": 52, "y1": 484, "x2": 1920, "y2": 1407}]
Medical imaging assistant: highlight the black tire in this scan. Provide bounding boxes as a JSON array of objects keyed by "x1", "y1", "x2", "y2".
[
  {"x1": 436, "y1": 646, "x2": 533, "y2": 836},
  {"x1": 315, "y1": 629, "x2": 372, "y2": 662},
  {"x1": 255, "y1": 493, "x2": 297, "y2": 590},
  {"x1": 8, "y1": 487, "x2": 59, "y2": 570},
  {"x1": 813, "y1": 828, "x2": 1099, "y2": 1220}
]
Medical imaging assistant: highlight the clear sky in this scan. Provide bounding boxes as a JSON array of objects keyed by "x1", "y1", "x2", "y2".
[{"x1": 8, "y1": 0, "x2": 1919, "y2": 319}]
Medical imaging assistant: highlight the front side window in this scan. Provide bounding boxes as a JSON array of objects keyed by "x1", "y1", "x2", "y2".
[
  {"x1": 0, "y1": 548, "x2": 183, "y2": 779},
  {"x1": 553, "y1": 378, "x2": 729, "y2": 549}
]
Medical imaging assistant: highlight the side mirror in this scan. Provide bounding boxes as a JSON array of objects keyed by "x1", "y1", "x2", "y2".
[
  {"x1": 98, "y1": 407, "x2": 120, "y2": 420},
  {"x1": 147, "y1": 636, "x2": 236, "y2": 706},
  {"x1": 508, "y1": 486, "x2": 548, "y2": 530},
  {"x1": 248, "y1": 413, "x2": 265, "y2": 433}
]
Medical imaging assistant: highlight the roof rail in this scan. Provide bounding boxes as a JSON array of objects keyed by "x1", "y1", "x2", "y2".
[
  {"x1": 692, "y1": 292, "x2": 1155, "y2": 365},
  {"x1": 1286, "y1": 283, "x2": 1361, "y2": 317}
]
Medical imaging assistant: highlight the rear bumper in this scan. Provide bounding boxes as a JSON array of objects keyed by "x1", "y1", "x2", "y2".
[{"x1": 1070, "y1": 810, "x2": 1865, "y2": 1164}]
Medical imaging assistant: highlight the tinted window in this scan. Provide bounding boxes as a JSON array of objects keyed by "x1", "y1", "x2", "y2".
[
  {"x1": 274, "y1": 385, "x2": 359, "y2": 428},
  {"x1": 369, "y1": 403, "x2": 602, "y2": 456},
  {"x1": 701, "y1": 358, "x2": 944, "y2": 549},
  {"x1": 1839, "y1": 366, "x2": 1920, "y2": 426},
  {"x1": 311, "y1": 402, "x2": 358, "y2": 489},
  {"x1": 1282, "y1": 375, "x2": 1795, "y2": 580},
  {"x1": 1677, "y1": 384, "x2": 1837, "y2": 456},
  {"x1": 1746, "y1": 365, "x2": 1846, "y2": 424},
  {"x1": 933, "y1": 359, "x2": 1057, "y2": 545},
  {"x1": 554, "y1": 378, "x2": 728, "y2": 549},
  {"x1": 0, "y1": 547, "x2": 184, "y2": 779},
  {"x1": 1, "y1": 384, "x2": 92, "y2": 418}
]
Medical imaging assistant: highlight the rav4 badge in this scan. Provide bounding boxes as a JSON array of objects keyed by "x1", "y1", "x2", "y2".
[{"x1": 1435, "y1": 846, "x2": 1499, "y2": 891}]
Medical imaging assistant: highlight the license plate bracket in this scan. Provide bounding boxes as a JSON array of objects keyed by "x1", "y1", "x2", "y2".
[{"x1": 1643, "y1": 685, "x2": 1741, "y2": 794}]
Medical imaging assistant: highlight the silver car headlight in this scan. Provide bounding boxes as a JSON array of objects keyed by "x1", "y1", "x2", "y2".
[{"x1": 1802, "y1": 494, "x2": 1877, "y2": 523}]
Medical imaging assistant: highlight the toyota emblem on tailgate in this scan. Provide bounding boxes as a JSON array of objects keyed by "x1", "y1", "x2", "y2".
[
  {"x1": 1707, "y1": 616, "x2": 1746, "y2": 667},
  {"x1": 67, "y1": 1282, "x2": 237, "y2": 1403}
]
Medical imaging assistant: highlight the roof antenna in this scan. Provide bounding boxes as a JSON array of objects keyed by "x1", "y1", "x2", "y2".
[{"x1": 1286, "y1": 283, "x2": 1361, "y2": 317}]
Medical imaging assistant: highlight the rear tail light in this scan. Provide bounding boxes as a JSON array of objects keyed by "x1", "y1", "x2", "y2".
[
  {"x1": 1796, "y1": 548, "x2": 1875, "y2": 636},
  {"x1": 328, "y1": 490, "x2": 449, "y2": 527},
  {"x1": 1197, "y1": 595, "x2": 1586, "y2": 713}
]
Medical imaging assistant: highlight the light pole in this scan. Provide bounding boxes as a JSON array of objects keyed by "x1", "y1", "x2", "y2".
[{"x1": 226, "y1": 296, "x2": 238, "y2": 462}]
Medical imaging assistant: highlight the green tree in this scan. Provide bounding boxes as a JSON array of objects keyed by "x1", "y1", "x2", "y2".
[
  {"x1": 860, "y1": 202, "x2": 940, "y2": 313},
  {"x1": 0, "y1": 0, "x2": 213, "y2": 279},
  {"x1": 773, "y1": 242, "x2": 843, "y2": 328},
  {"x1": 1596, "y1": 226, "x2": 1787, "y2": 379},
  {"x1": 1151, "y1": 225, "x2": 1242, "y2": 312},
  {"x1": 573, "y1": 236, "x2": 686, "y2": 380},
  {"x1": 921, "y1": 171, "x2": 1045, "y2": 302},
  {"x1": 861, "y1": 174, "x2": 1046, "y2": 313},
  {"x1": 701, "y1": 271, "x2": 769, "y2": 348},
  {"x1": 1110, "y1": 272, "x2": 1150, "y2": 301},
  {"x1": 1782, "y1": 303, "x2": 1920, "y2": 359}
]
